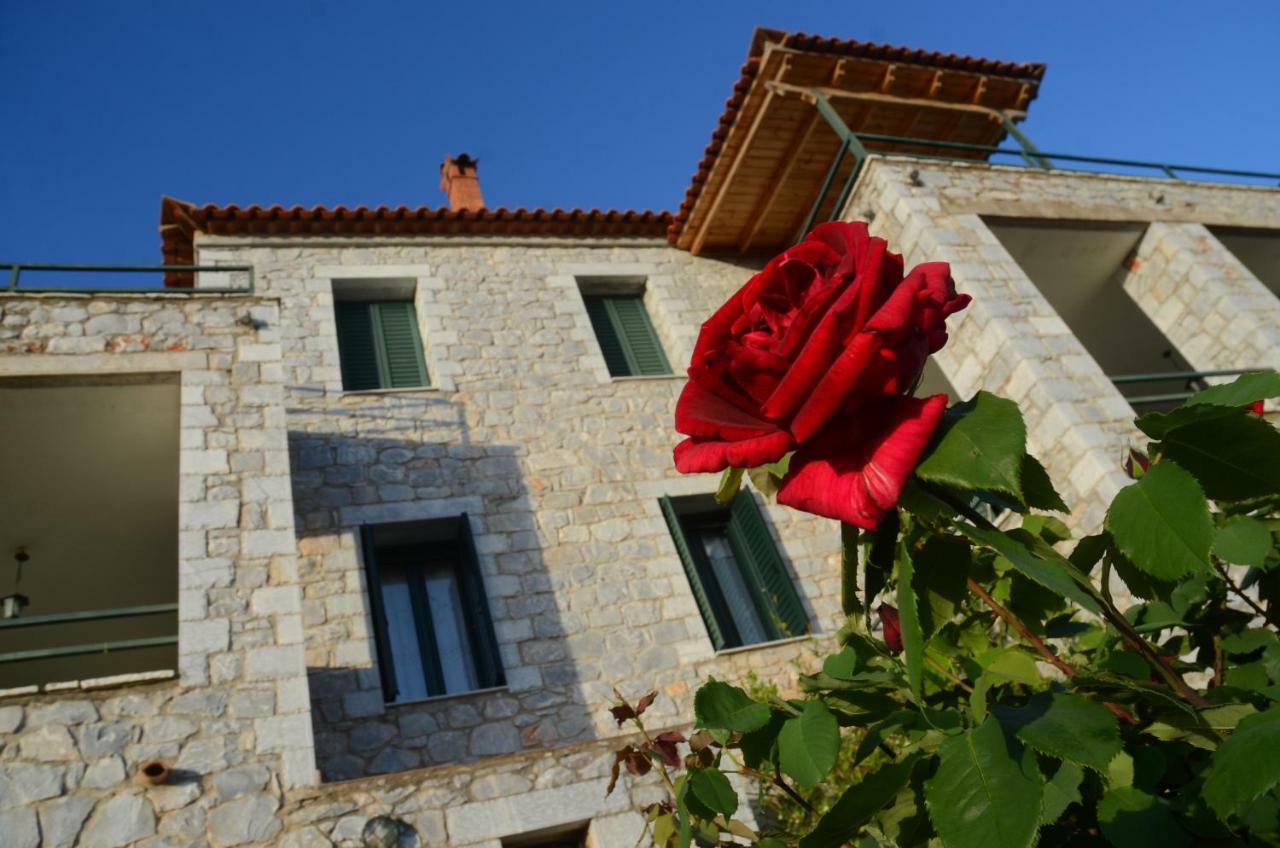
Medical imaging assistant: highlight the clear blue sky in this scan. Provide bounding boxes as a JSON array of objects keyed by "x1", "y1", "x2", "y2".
[{"x1": 3, "y1": 0, "x2": 1277, "y2": 266}]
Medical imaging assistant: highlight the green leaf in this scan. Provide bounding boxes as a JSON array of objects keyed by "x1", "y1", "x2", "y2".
[
  {"x1": 916, "y1": 391, "x2": 1027, "y2": 501},
  {"x1": 687, "y1": 767, "x2": 737, "y2": 818},
  {"x1": 798, "y1": 753, "x2": 922, "y2": 848},
  {"x1": 925, "y1": 717, "x2": 1042, "y2": 848},
  {"x1": 714, "y1": 467, "x2": 743, "y2": 505},
  {"x1": 1040, "y1": 760, "x2": 1084, "y2": 825},
  {"x1": 914, "y1": 535, "x2": 970, "y2": 638},
  {"x1": 1107, "y1": 751, "x2": 1134, "y2": 788},
  {"x1": 1203, "y1": 705, "x2": 1280, "y2": 820},
  {"x1": 737, "y1": 710, "x2": 786, "y2": 770},
  {"x1": 777, "y1": 699, "x2": 839, "y2": 789},
  {"x1": 1214, "y1": 516, "x2": 1274, "y2": 568},
  {"x1": 694, "y1": 680, "x2": 770, "y2": 733},
  {"x1": 1105, "y1": 461, "x2": 1212, "y2": 581},
  {"x1": 1136, "y1": 402, "x2": 1243, "y2": 440},
  {"x1": 958, "y1": 523, "x2": 1102, "y2": 614},
  {"x1": 1097, "y1": 786, "x2": 1191, "y2": 848},
  {"x1": 979, "y1": 647, "x2": 1043, "y2": 687},
  {"x1": 1187, "y1": 369, "x2": 1280, "y2": 408},
  {"x1": 997, "y1": 692, "x2": 1122, "y2": 772},
  {"x1": 897, "y1": 536, "x2": 925, "y2": 701},
  {"x1": 1160, "y1": 409, "x2": 1280, "y2": 501},
  {"x1": 1021, "y1": 455, "x2": 1068, "y2": 512},
  {"x1": 747, "y1": 453, "x2": 792, "y2": 500}
]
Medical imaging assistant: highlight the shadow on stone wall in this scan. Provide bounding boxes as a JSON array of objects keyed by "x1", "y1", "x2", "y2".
[{"x1": 286, "y1": 394, "x2": 599, "y2": 782}]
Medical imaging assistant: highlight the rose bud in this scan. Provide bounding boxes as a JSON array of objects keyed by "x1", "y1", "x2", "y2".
[
  {"x1": 1123, "y1": 448, "x2": 1150, "y2": 479},
  {"x1": 878, "y1": 604, "x2": 903, "y2": 654},
  {"x1": 1249, "y1": 400, "x2": 1264, "y2": 417}
]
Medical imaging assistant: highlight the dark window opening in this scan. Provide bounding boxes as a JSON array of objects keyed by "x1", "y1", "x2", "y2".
[
  {"x1": 660, "y1": 492, "x2": 808, "y2": 650},
  {"x1": 361, "y1": 516, "x2": 503, "y2": 703}
]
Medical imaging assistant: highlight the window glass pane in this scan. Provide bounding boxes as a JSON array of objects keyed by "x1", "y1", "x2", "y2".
[
  {"x1": 699, "y1": 530, "x2": 768, "y2": 646},
  {"x1": 424, "y1": 562, "x2": 479, "y2": 694},
  {"x1": 379, "y1": 562, "x2": 429, "y2": 702}
]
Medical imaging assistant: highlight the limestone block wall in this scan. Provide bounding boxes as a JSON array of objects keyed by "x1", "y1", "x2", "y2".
[
  {"x1": 0, "y1": 294, "x2": 315, "y2": 847},
  {"x1": 193, "y1": 238, "x2": 844, "y2": 783},
  {"x1": 1123, "y1": 222, "x2": 1280, "y2": 392}
]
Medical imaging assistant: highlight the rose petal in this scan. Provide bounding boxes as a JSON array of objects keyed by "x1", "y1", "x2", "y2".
[
  {"x1": 674, "y1": 380, "x2": 781, "y2": 440},
  {"x1": 674, "y1": 431, "x2": 795, "y2": 474},
  {"x1": 777, "y1": 394, "x2": 948, "y2": 529}
]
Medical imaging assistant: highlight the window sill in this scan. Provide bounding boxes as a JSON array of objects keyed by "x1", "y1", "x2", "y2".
[
  {"x1": 339, "y1": 385, "x2": 442, "y2": 397},
  {"x1": 385, "y1": 683, "x2": 509, "y2": 709},
  {"x1": 610, "y1": 374, "x2": 685, "y2": 383},
  {"x1": 714, "y1": 634, "x2": 814, "y2": 658},
  {"x1": 0, "y1": 668, "x2": 176, "y2": 700}
]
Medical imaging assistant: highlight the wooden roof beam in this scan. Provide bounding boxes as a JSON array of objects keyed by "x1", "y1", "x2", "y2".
[
  {"x1": 764, "y1": 81, "x2": 1027, "y2": 122},
  {"x1": 735, "y1": 110, "x2": 822, "y2": 253}
]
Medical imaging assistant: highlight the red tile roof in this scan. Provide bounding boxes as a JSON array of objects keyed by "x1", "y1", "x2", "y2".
[
  {"x1": 160, "y1": 197, "x2": 672, "y2": 286},
  {"x1": 666, "y1": 27, "x2": 1047, "y2": 243}
]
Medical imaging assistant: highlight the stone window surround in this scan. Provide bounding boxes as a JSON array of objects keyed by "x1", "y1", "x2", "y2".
[
  {"x1": 331, "y1": 496, "x2": 548, "y2": 717},
  {"x1": 313, "y1": 264, "x2": 458, "y2": 394},
  {"x1": 548, "y1": 262, "x2": 688, "y2": 385},
  {"x1": 633, "y1": 474, "x2": 820, "y2": 661}
]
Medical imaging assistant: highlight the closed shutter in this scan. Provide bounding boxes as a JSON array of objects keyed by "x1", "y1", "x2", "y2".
[
  {"x1": 727, "y1": 491, "x2": 809, "y2": 638},
  {"x1": 454, "y1": 515, "x2": 505, "y2": 689},
  {"x1": 659, "y1": 496, "x2": 729, "y2": 651},
  {"x1": 607, "y1": 296, "x2": 672, "y2": 376},
  {"x1": 372, "y1": 301, "x2": 430, "y2": 388},
  {"x1": 584, "y1": 296, "x2": 632, "y2": 376},
  {"x1": 334, "y1": 302, "x2": 381, "y2": 391},
  {"x1": 359, "y1": 527, "x2": 399, "y2": 702}
]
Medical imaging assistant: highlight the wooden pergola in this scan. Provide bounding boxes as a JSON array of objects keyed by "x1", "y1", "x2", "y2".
[{"x1": 670, "y1": 29, "x2": 1046, "y2": 255}]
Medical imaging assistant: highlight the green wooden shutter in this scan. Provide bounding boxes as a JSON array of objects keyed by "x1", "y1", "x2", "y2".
[
  {"x1": 607, "y1": 296, "x2": 672, "y2": 376},
  {"x1": 372, "y1": 301, "x2": 430, "y2": 388},
  {"x1": 334, "y1": 302, "x2": 381, "y2": 391},
  {"x1": 659, "y1": 496, "x2": 729, "y2": 651},
  {"x1": 584, "y1": 296, "x2": 632, "y2": 376},
  {"x1": 359, "y1": 527, "x2": 399, "y2": 702},
  {"x1": 454, "y1": 515, "x2": 506, "y2": 689},
  {"x1": 727, "y1": 492, "x2": 809, "y2": 638}
]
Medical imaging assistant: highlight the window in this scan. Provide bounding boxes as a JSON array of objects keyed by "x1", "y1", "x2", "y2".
[
  {"x1": 582, "y1": 291, "x2": 671, "y2": 377},
  {"x1": 333, "y1": 298, "x2": 429, "y2": 391},
  {"x1": 660, "y1": 492, "x2": 808, "y2": 650},
  {"x1": 361, "y1": 517, "x2": 503, "y2": 703}
]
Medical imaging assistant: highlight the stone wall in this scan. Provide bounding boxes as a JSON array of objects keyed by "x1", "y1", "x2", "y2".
[
  {"x1": 845, "y1": 158, "x2": 1280, "y2": 530},
  {"x1": 0, "y1": 293, "x2": 315, "y2": 847},
  {"x1": 192, "y1": 239, "x2": 844, "y2": 784}
]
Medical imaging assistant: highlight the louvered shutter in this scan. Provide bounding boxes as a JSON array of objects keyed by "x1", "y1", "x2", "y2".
[
  {"x1": 372, "y1": 301, "x2": 430, "y2": 388},
  {"x1": 359, "y1": 527, "x2": 399, "y2": 702},
  {"x1": 334, "y1": 302, "x2": 381, "y2": 391},
  {"x1": 584, "y1": 296, "x2": 632, "y2": 376},
  {"x1": 659, "y1": 496, "x2": 729, "y2": 651},
  {"x1": 454, "y1": 515, "x2": 505, "y2": 689},
  {"x1": 727, "y1": 491, "x2": 809, "y2": 638},
  {"x1": 607, "y1": 296, "x2": 671, "y2": 376}
]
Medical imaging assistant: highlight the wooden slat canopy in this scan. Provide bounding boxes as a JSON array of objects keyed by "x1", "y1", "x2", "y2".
[{"x1": 670, "y1": 28, "x2": 1046, "y2": 255}]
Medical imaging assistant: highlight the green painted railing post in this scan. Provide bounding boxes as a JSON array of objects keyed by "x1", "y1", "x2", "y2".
[{"x1": 998, "y1": 114, "x2": 1052, "y2": 169}]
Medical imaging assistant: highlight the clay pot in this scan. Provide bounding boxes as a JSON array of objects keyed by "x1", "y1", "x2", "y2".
[{"x1": 137, "y1": 761, "x2": 170, "y2": 786}]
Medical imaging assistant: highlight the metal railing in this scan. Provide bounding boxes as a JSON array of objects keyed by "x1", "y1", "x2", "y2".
[
  {"x1": 1107, "y1": 368, "x2": 1265, "y2": 407},
  {"x1": 803, "y1": 89, "x2": 1280, "y2": 232},
  {"x1": 0, "y1": 602, "x2": 178, "y2": 664},
  {"x1": 3, "y1": 263, "x2": 255, "y2": 294}
]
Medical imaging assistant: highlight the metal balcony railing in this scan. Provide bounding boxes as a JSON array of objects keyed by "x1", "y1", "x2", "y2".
[
  {"x1": 3, "y1": 263, "x2": 255, "y2": 294},
  {"x1": 802, "y1": 88, "x2": 1280, "y2": 233},
  {"x1": 1108, "y1": 368, "x2": 1268, "y2": 407},
  {"x1": 0, "y1": 603, "x2": 178, "y2": 664}
]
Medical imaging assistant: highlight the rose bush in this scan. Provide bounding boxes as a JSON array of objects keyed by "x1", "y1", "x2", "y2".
[
  {"x1": 672, "y1": 221, "x2": 969, "y2": 529},
  {"x1": 609, "y1": 224, "x2": 1280, "y2": 848}
]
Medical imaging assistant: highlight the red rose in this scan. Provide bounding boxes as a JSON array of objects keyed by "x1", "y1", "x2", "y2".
[
  {"x1": 878, "y1": 604, "x2": 903, "y2": 654},
  {"x1": 673, "y1": 221, "x2": 969, "y2": 528},
  {"x1": 1249, "y1": 400, "x2": 1264, "y2": 417}
]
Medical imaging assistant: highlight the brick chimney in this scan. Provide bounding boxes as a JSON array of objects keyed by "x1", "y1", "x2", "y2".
[{"x1": 439, "y1": 154, "x2": 485, "y2": 211}]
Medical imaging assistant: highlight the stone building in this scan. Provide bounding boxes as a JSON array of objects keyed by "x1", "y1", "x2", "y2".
[{"x1": 1, "y1": 25, "x2": 1278, "y2": 848}]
